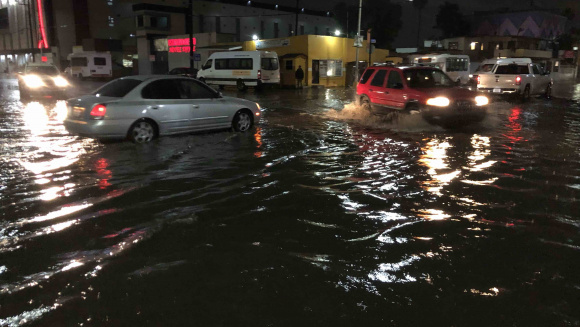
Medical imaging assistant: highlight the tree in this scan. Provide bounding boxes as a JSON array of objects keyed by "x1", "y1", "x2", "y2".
[
  {"x1": 362, "y1": 0, "x2": 402, "y2": 48},
  {"x1": 435, "y1": 2, "x2": 470, "y2": 38},
  {"x1": 332, "y1": 2, "x2": 360, "y2": 38},
  {"x1": 412, "y1": 0, "x2": 428, "y2": 48},
  {"x1": 333, "y1": 0, "x2": 402, "y2": 48}
]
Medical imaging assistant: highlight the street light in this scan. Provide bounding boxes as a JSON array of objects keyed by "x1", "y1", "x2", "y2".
[
  {"x1": 334, "y1": 29, "x2": 341, "y2": 36},
  {"x1": 252, "y1": 34, "x2": 259, "y2": 41}
]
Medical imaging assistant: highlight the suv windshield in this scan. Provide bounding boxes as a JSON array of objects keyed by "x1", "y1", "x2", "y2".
[
  {"x1": 25, "y1": 65, "x2": 59, "y2": 76},
  {"x1": 403, "y1": 68, "x2": 454, "y2": 88},
  {"x1": 94, "y1": 79, "x2": 142, "y2": 97}
]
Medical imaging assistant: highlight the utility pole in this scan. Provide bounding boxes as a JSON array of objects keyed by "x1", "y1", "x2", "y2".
[
  {"x1": 188, "y1": 0, "x2": 194, "y2": 72},
  {"x1": 295, "y1": 0, "x2": 299, "y2": 35},
  {"x1": 354, "y1": 0, "x2": 362, "y2": 85},
  {"x1": 26, "y1": 0, "x2": 35, "y2": 62}
]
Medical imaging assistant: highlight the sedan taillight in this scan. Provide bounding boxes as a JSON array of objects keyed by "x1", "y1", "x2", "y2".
[
  {"x1": 476, "y1": 75, "x2": 480, "y2": 85},
  {"x1": 90, "y1": 104, "x2": 106, "y2": 119},
  {"x1": 515, "y1": 76, "x2": 521, "y2": 85}
]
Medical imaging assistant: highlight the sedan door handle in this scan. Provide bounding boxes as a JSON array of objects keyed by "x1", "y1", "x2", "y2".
[
  {"x1": 192, "y1": 105, "x2": 199, "y2": 109},
  {"x1": 148, "y1": 105, "x2": 159, "y2": 110}
]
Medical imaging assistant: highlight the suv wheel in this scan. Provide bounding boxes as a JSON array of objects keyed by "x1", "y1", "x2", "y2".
[{"x1": 360, "y1": 96, "x2": 372, "y2": 114}]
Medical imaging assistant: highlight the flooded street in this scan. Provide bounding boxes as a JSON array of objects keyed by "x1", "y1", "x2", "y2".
[{"x1": 1, "y1": 79, "x2": 579, "y2": 326}]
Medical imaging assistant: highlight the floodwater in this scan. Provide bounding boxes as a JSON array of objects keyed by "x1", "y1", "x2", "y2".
[{"x1": 1, "y1": 79, "x2": 579, "y2": 326}]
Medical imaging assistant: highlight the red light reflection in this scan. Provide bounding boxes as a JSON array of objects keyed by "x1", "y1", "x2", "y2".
[
  {"x1": 254, "y1": 127, "x2": 263, "y2": 158},
  {"x1": 95, "y1": 158, "x2": 112, "y2": 189}
]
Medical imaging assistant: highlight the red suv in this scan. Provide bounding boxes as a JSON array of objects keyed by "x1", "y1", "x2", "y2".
[{"x1": 356, "y1": 65, "x2": 488, "y2": 126}]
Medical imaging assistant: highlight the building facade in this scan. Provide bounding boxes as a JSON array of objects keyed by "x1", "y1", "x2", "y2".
[{"x1": 0, "y1": 0, "x2": 339, "y2": 74}]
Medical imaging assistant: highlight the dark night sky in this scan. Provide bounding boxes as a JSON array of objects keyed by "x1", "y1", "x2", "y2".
[{"x1": 257, "y1": 0, "x2": 580, "y2": 47}]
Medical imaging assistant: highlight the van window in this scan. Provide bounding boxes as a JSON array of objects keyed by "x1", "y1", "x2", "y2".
[
  {"x1": 94, "y1": 78, "x2": 141, "y2": 97},
  {"x1": 215, "y1": 58, "x2": 253, "y2": 70},
  {"x1": 495, "y1": 64, "x2": 529, "y2": 74},
  {"x1": 445, "y1": 57, "x2": 468, "y2": 72},
  {"x1": 94, "y1": 57, "x2": 107, "y2": 66},
  {"x1": 71, "y1": 57, "x2": 88, "y2": 67},
  {"x1": 202, "y1": 59, "x2": 212, "y2": 70},
  {"x1": 360, "y1": 69, "x2": 375, "y2": 84},
  {"x1": 141, "y1": 79, "x2": 181, "y2": 99},
  {"x1": 370, "y1": 70, "x2": 387, "y2": 87},
  {"x1": 261, "y1": 58, "x2": 279, "y2": 70}
]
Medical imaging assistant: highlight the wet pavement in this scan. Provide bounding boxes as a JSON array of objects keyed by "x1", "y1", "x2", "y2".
[{"x1": 1, "y1": 77, "x2": 580, "y2": 326}]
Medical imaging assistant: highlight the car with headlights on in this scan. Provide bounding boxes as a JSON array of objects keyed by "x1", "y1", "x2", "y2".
[
  {"x1": 356, "y1": 65, "x2": 489, "y2": 127},
  {"x1": 18, "y1": 63, "x2": 70, "y2": 100},
  {"x1": 63, "y1": 75, "x2": 262, "y2": 143}
]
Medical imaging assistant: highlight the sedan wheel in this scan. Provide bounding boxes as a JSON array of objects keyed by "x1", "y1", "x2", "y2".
[
  {"x1": 129, "y1": 121, "x2": 155, "y2": 143},
  {"x1": 545, "y1": 84, "x2": 552, "y2": 99},
  {"x1": 233, "y1": 111, "x2": 252, "y2": 132}
]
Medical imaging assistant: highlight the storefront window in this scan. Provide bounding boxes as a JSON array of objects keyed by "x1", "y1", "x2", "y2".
[{"x1": 319, "y1": 59, "x2": 342, "y2": 77}]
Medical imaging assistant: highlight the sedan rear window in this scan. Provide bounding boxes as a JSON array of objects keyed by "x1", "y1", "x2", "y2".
[{"x1": 94, "y1": 79, "x2": 142, "y2": 97}]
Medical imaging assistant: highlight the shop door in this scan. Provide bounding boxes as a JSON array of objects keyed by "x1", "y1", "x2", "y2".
[{"x1": 312, "y1": 60, "x2": 319, "y2": 84}]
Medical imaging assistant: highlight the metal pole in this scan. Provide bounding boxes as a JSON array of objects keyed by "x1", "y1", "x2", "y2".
[
  {"x1": 354, "y1": 0, "x2": 362, "y2": 85},
  {"x1": 26, "y1": 0, "x2": 35, "y2": 62},
  {"x1": 295, "y1": 0, "x2": 299, "y2": 35},
  {"x1": 189, "y1": 0, "x2": 194, "y2": 73}
]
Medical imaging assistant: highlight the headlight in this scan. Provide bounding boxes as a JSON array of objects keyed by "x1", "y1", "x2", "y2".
[
  {"x1": 426, "y1": 97, "x2": 450, "y2": 107},
  {"x1": 256, "y1": 103, "x2": 261, "y2": 110},
  {"x1": 53, "y1": 76, "x2": 69, "y2": 87},
  {"x1": 23, "y1": 75, "x2": 45, "y2": 88},
  {"x1": 475, "y1": 96, "x2": 489, "y2": 106}
]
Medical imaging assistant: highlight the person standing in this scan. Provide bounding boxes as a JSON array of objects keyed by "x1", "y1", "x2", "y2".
[{"x1": 295, "y1": 65, "x2": 304, "y2": 88}]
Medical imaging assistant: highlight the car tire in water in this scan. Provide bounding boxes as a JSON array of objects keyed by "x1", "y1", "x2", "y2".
[
  {"x1": 128, "y1": 120, "x2": 156, "y2": 143},
  {"x1": 237, "y1": 79, "x2": 247, "y2": 92},
  {"x1": 232, "y1": 110, "x2": 253, "y2": 132},
  {"x1": 360, "y1": 96, "x2": 372, "y2": 114},
  {"x1": 545, "y1": 83, "x2": 552, "y2": 99},
  {"x1": 521, "y1": 85, "x2": 531, "y2": 102}
]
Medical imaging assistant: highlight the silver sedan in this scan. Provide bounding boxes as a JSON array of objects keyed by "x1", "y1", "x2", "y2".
[{"x1": 64, "y1": 75, "x2": 261, "y2": 143}]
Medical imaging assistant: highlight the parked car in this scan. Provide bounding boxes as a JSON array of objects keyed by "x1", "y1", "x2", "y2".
[
  {"x1": 356, "y1": 65, "x2": 489, "y2": 127},
  {"x1": 477, "y1": 58, "x2": 552, "y2": 100},
  {"x1": 18, "y1": 63, "x2": 70, "y2": 100},
  {"x1": 66, "y1": 51, "x2": 112, "y2": 79},
  {"x1": 197, "y1": 51, "x2": 280, "y2": 91},
  {"x1": 64, "y1": 75, "x2": 261, "y2": 143},
  {"x1": 168, "y1": 67, "x2": 198, "y2": 79},
  {"x1": 469, "y1": 58, "x2": 498, "y2": 85}
]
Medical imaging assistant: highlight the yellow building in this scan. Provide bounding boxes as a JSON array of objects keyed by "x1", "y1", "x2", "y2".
[{"x1": 241, "y1": 35, "x2": 390, "y2": 87}]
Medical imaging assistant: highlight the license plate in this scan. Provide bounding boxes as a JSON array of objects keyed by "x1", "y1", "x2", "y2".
[
  {"x1": 73, "y1": 106, "x2": 85, "y2": 118},
  {"x1": 493, "y1": 88, "x2": 501, "y2": 93}
]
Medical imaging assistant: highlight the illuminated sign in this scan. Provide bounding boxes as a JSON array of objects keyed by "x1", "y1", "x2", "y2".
[
  {"x1": 36, "y1": 0, "x2": 49, "y2": 48},
  {"x1": 41, "y1": 56, "x2": 47, "y2": 62},
  {"x1": 168, "y1": 38, "x2": 196, "y2": 53}
]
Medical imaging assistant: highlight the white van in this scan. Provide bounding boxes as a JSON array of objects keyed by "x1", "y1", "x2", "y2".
[
  {"x1": 197, "y1": 51, "x2": 280, "y2": 91},
  {"x1": 66, "y1": 52, "x2": 112, "y2": 79},
  {"x1": 412, "y1": 54, "x2": 470, "y2": 85}
]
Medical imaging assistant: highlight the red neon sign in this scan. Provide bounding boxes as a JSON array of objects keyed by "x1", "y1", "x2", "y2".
[
  {"x1": 36, "y1": 0, "x2": 49, "y2": 49},
  {"x1": 41, "y1": 56, "x2": 47, "y2": 62},
  {"x1": 168, "y1": 38, "x2": 196, "y2": 52}
]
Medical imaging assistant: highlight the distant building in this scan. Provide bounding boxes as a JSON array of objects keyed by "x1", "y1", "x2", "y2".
[{"x1": 0, "y1": 0, "x2": 339, "y2": 75}]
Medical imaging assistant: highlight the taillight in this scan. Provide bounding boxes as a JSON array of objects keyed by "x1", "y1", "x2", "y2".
[
  {"x1": 257, "y1": 69, "x2": 261, "y2": 80},
  {"x1": 90, "y1": 104, "x2": 106, "y2": 119},
  {"x1": 476, "y1": 75, "x2": 480, "y2": 84},
  {"x1": 515, "y1": 76, "x2": 521, "y2": 85}
]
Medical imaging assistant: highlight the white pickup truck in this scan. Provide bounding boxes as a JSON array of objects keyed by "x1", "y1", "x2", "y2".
[{"x1": 477, "y1": 58, "x2": 553, "y2": 100}]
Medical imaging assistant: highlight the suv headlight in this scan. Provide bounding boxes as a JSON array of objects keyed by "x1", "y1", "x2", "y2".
[
  {"x1": 475, "y1": 96, "x2": 489, "y2": 106},
  {"x1": 426, "y1": 97, "x2": 450, "y2": 107},
  {"x1": 53, "y1": 76, "x2": 69, "y2": 87},
  {"x1": 23, "y1": 75, "x2": 45, "y2": 88}
]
